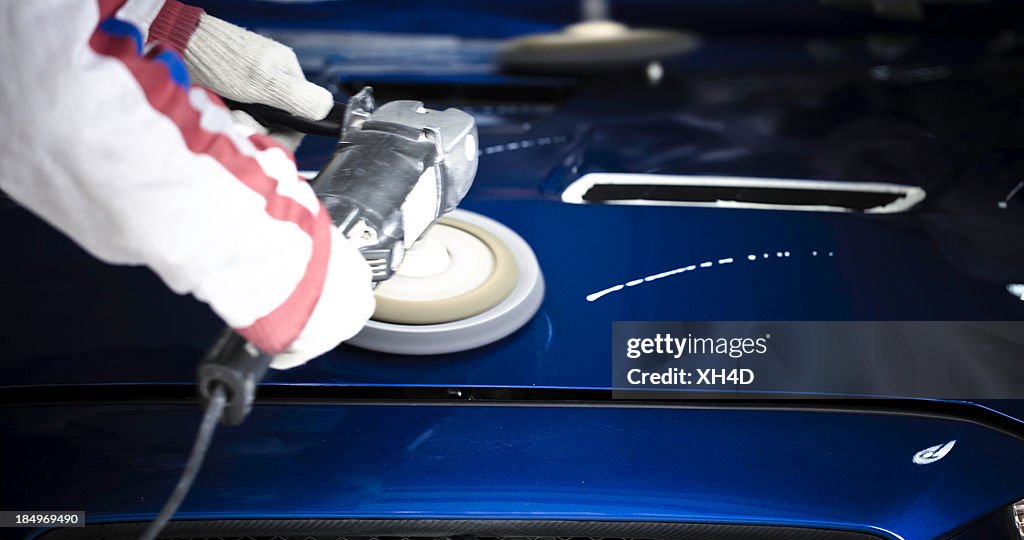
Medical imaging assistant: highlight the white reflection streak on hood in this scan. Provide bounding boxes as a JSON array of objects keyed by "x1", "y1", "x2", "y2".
[{"x1": 586, "y1": 249, "x2": 834, "y2": 302}]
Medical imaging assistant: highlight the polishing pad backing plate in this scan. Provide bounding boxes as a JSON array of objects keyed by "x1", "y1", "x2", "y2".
[{"x1": 347, "y1": 209, "x2": 544, "y2": 355}]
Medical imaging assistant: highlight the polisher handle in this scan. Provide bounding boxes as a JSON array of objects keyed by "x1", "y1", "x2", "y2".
[
  {"x1": 197, "y1": 329, "x2": 274, "y2": 425},
  {"x1": 223, "y1": 99, "x2": 347, "y2": 137}
]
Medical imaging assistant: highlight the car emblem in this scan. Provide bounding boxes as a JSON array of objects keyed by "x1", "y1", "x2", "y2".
[{"x1": 913, "y1": 440, "x2": 956, "y2": 465}]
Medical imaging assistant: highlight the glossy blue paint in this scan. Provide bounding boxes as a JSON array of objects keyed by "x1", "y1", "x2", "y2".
[
  {"x1": 4, "y1": 402, "x2": 1024, "y2": 539},
  {"x1": 3, "y1": 197, "x2": 1021, "y2": 392},
  {"x1": 3, "y1": 4, "x2": 1024, "y2": 540},
  {"x1": 3, "y1": 3, "x2": 1021, "y2": 394},
  {"x1": 192, "y1": 0, "x2": 969, "y2": 39}
]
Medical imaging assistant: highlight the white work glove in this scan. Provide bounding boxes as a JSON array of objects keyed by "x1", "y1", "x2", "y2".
[
  {"x1": 269, "y1": 227, "x2": 375, "y2": 370},
  {"x1": 183, "y1": 13, "x2": 333, "y2": 122},
  {"x1": 146, "y1": 2, "x2": 332, "y2": 150}
]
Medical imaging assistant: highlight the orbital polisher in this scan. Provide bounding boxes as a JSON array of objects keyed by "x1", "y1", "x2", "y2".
[
  {"x1": 201, "y1": 87, "x2": 543, "y2": 421},
  {"x1": 140, "y1": 89, "x2": 543, "y2": 539}
]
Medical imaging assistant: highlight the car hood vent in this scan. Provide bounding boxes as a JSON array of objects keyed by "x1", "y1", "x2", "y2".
[{"x1": 562, "y1": 173, "x2": 926, "y2": 214}]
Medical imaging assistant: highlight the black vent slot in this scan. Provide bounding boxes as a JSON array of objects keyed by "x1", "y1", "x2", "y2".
[
  {"x1": 562, "y1": 174, "x2": 925, "y2": 213},
  {"x1": 582, "y1": 184, "x2": 901, "y2": 211}
]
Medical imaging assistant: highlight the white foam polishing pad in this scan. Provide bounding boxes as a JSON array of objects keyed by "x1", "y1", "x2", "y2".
[
  {"x1": 348, "y1": 209, "x2": 545, "y2": 355},
  {"x1": 372, "y1": 213, "x2": 518, "y2": 325}
]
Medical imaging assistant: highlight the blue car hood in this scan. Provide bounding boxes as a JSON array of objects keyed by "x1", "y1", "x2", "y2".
[
  {"x1": 4, "y1": 1, "x2": 1023, "y2": 396},
  {"x1": 4, "y1": 4, "x2": 1024, "y2": 539}
]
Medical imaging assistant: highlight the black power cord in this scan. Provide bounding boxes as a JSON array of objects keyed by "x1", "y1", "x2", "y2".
[
  {"x1": 138, "y1": 384, "x2": 227, "y2": 540},
  {"x1": 140, "y1": 329, "x2": 274, "y2": 540}
]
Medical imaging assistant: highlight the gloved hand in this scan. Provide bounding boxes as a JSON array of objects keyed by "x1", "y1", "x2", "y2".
[
  {"x1": 184, "y1": 14, "x2": 333, "y2": 120},
  {"x1": 141, "y1": 1, "x2": 374, "y2": 367},
  {"x1": 268, "y1": 226, "x2": 375, "y2": 370},
  {"x1": 148, "y1": 1, "x2": 332, "y2": 149}
]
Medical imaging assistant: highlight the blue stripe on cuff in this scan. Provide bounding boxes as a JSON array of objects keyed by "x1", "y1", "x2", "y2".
[
  {"x1": 155, "y1": 50, "x2": 191, "y2": 89},
  {"x1": 98, "y1": 18, "x2": 144, "y2": 55}
]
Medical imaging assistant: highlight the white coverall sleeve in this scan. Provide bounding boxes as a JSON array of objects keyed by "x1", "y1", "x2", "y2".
[{"x1": 0, "y1": 0, "x2": 374, "y2": 359}]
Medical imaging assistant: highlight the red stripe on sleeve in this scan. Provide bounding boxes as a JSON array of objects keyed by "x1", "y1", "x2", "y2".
[
  {"x1": 148, "y1": 0, "x2": 203, "y2": 55},
  {"x1": 89, "y1": 18, "x2": 330, "y2": 353}
]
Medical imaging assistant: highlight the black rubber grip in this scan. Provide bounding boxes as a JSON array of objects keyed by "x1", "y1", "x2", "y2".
[
  {"x1": 196, "y1": 329, "x2": 274, "y2": 426},
  {"x1": 223, "y1": 99, "x2": 346, "y2": 137}
]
